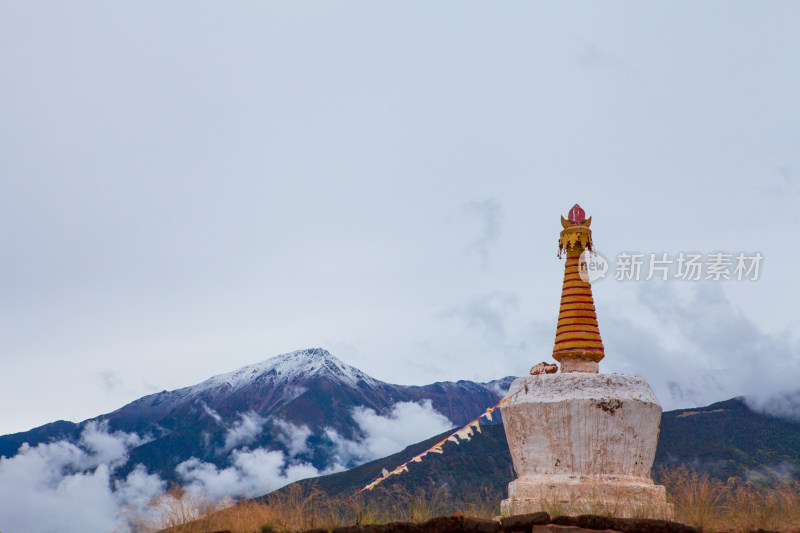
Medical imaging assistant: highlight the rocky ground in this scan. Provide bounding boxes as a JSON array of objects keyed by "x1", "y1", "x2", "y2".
[{"x1": 199, "y1": 512, "x2": 764, "y2": 533}]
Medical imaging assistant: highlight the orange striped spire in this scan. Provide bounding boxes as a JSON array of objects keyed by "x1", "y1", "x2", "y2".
[{"x1": 553, "y1": 204, "x2": 604, "y2": 373}]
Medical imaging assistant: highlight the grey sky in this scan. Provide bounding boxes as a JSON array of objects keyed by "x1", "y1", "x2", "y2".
[{"x1": 2, "y1": 2, "x2": 799, "y2": 434}]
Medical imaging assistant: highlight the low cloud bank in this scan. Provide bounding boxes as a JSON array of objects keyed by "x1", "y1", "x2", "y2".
[
  {"x1": 0, "y1": 400, "x2": 452, "y2": 533},
  {"x1": 220, "y1": 411, "x2": 266, "y2": 453},
  {"x1": 0, "y1": 421, "x2": 164, "y2": 533},
  {"x1": 174, "y1": 400, "x2": 453, "y2": 498},
  {"x1": 177, "y1": 448, "x2": 324, "y2": 498},
  {"x1": 602, "y1": 283, "x2": 800, "y2": 418},
  {"x1": 326, "y1": 399, "x2": 454, "y2": 466}
]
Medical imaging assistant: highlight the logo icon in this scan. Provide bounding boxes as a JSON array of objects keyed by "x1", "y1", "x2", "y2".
[{"x1": 579, "y1": 249, "x2": 608, "y2": 283}]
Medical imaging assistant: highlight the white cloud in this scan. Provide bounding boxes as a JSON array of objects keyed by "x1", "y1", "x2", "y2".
[
  {"x1": 0, "y1": 400, "x2": 453, "y2": 532},
  {"x1": 114, "y1": 464, "x2": 167, "y2": 512},
  {"x1": 176, "y1": 448, "x2": 332, "y2": 499},
  {"x1": 466, "y1": 198, "x2": 503, "y2": 266},
  {"x1": 200, "y1": 401, "x2": 223, "y2": 425},
  {"x1": 442, "y1": 292, "x2": 519, "y2": 343},
  {"x1": 221, "y1": 411, "x2": 266, "y2": 453},
  {"x1": 176, "y1": 400, "x2": 453, "y2": 500},
  {"x1": 602, "y1": 282, "x2": 800, "y2": 416},
  {"x1": 271, "y1": 418, "x2": 312, "y2": 457},
  {"x1": 488, "y1": 378, "x2": 512, "y2": 399},
  {"x1": 746, "y1": 392, "x2": 800, "y2": 421},
  {"x1": 0, "y1": 422, "x2": 162, "y2": 533},
  {"x1": 353, "y1": 400, "x2": 453, "y2": 459},
  {"x1": 326, "y1": 400, "x2": 453, "y2": 467},
  {"x1": 80, "y1": 420, "x2": 149, "y2": 468}
]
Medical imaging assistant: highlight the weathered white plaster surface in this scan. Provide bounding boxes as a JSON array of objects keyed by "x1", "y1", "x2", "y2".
[
  {"x1": 500, "y1": 373, "x2": 671, "y2": 518},
  {"x1": 559, "y1": 358, "x2": 599, "y2": 373}
]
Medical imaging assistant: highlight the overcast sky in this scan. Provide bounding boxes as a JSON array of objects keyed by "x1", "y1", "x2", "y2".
[{"x1": 2, "y1": 2, "x2": 799, "y2": 435}]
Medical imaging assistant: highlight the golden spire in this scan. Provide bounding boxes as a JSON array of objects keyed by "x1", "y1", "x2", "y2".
[{"x1": 553, "y1": 204, "x2": 604, "y2": 373}]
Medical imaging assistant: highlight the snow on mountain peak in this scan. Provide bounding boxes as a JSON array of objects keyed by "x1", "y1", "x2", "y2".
[{"x1": 200, "y1": 348, "x2": 380, "y2": 392}]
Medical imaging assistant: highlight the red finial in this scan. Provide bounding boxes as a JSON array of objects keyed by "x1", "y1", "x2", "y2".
[{"x1": 568, "y1": 204, "x2": 586, "y2": 224}]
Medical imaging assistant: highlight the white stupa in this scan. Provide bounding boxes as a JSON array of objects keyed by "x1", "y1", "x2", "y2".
[{"x1": 500, "y1": 205, "x2": 671, "y2": 518}]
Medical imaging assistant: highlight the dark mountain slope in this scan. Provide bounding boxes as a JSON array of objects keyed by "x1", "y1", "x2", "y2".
[
  {"x1": 270, "y1": 424, "x2": 514, "y2": 502},
  {"x1": 655, "y1": 397, "x2": 800, "y2": 480}
]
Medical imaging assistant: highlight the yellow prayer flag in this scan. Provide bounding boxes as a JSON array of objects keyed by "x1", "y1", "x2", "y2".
[{"x1": 454, "y1": 427, "x2": 472, "y2": 441}]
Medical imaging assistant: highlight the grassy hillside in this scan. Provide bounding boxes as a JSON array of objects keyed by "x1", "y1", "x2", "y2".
[
  {"x1": 655, "y1": 397, "x2": 800, "y2": 481},
  {"x1": 280, "y1": 424, "x2": 514, "y2": 501}
]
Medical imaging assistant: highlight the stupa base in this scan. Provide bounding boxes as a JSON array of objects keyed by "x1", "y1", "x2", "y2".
[{"x1": 501, "y1": 476, "x2": 673, "y2": 519}]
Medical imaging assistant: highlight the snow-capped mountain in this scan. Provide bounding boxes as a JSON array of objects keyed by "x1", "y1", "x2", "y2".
[
  {"x1": 162, "y1": 347, "x2": 381, "y2": 404},
  {"x1": 114, "y1": 348, "x2": 382, "y2": 424},
  {"x1": 206, "y1": 347, "x2": 381, "y2": 389},
  {"x1": 0, "y1": 348, "x2": 514, "y2": 482}
]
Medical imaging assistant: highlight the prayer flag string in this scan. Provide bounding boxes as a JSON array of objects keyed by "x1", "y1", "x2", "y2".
[{"x1": 354, "y1": 388, "x2": 525, "y2": 495}]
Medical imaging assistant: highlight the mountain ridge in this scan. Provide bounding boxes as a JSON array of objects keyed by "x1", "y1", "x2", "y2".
[{"x1": 0, "y1": 348, "x2": 515, "y2": 482}]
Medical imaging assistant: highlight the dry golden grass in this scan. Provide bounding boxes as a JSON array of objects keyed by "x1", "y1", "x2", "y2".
[
  {"x1": 659, "y1": 465, "x2": 800, "y2": 532},
  {"x1": 134, "y1": 482, "x2": 500, "y2": 533},
  {"x1": 136, "y1": 468, "x2": 800, "y2": 533},
  {"x1": 142, "y1": 483, "x2": 339, "y2": 533},
  {"x1": 659, "y1": 467, "x2": 725, "y2": 530}
]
